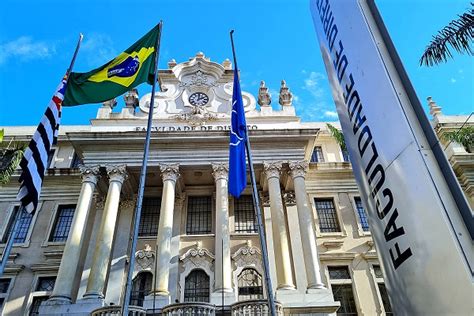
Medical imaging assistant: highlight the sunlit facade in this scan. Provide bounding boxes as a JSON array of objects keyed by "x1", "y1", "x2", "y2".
[{"x1": 0, "y1": 53, "x2": 468, "y2": 316}]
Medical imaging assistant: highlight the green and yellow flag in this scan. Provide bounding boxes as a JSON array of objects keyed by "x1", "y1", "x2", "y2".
[{"x1": 63, "y1": 25, "x2": 160, "y2": 106}]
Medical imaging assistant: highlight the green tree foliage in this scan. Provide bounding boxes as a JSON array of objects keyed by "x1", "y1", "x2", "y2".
[
  {"x1": 420, "y1": 3, "x2": 474, "y2": 66},
  {"x1": 0, "y1": 131, "x2": 26, "y2": 185},
  {"x1": 327, "y1": 123, "x2": 347, "y2": 152},
  {"x1": 443, "y1": 126, "x2": 474, "y2": 153}
]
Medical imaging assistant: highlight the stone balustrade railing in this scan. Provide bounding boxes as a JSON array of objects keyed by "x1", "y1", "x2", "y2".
[
  {"x1": 231, "y1": 300, "x2": 283, "y2": 316},
  {"x1": 90, "y1": 305, "x2": 146, "y2": 316},
  {"x1": 162, "y1": 302, "x2": 216, "y2": 316}
]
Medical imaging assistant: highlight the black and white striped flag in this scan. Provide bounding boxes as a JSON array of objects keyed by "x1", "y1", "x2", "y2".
[{"x1": 17, "y1": 75, "x2": 67, "y2": 214}]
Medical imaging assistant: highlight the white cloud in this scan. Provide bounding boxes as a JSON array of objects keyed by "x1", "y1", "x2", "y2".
[
  {"x1": 81, "y1": 33, "x2": 117, "y2": 66},
  {"x1": 450, "y1": 78, "x2": 456, "y2": 84},
  {"x1": 303, "y1": 71, "x2": 325, "y2": 99},
  {"x1": 0, "y1": 36, "x2": 55, "y2": 65},
  {"x1": 324, "y1": 110, "x2": 338, "y2": 118}
]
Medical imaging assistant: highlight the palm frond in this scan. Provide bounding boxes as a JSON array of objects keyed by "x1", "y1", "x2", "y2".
[
  {"x1": 0, "y1": 143, "x2": 26, "y2": 185},
  {"x1": 420, "y1": 4, "x2": 474, "y2": 66},
  {"x1": 327, "y1": 123, "x2": 347, "y2": 152}
]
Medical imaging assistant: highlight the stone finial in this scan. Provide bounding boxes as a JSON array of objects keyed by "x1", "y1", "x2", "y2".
[
  {"x1": 222, "y1": 59, "x2": 232, "y2": 70},
  {"x1": 124, "y1": 89, "x2": 139, "y2": 109},
  {"x1": 103, "y1": 98, "x2": 117, "y2": 109},
  {"x1": 258, "y1": 81, "x2": 271, "y2": 107},
  {"x1": 279, "y1": 80, "x2": 293, "y2": 106},
  {"x1": 196, "y1": 52, "x2": 205, "y2": 59},
  {"x1": 427, "y1": 96, "x2": 442, "y2": 117},
  {"x1": 168, "y1": 59, "x2": 177, "y2": 69}
]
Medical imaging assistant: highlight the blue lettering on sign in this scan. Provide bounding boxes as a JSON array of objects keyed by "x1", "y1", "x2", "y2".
[{"x1": 314, "y1": 0, "x2": 413, "y2": 270}]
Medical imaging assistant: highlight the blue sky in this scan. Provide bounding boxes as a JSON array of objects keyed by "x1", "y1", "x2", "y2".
[{"x1": 0, "y1": 0, "x2": 472, "y2": 126}]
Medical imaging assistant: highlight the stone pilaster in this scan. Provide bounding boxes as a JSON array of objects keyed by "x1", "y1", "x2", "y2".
[
  {"x1": 211, "y1": 163, "x2": 233, "y2": 294},
  {"x1": 288, "y1": 161, "x2": 325, "y2": 290},
  {"x1": 47, "y1": 166, "x2": 100, "y2": 304},
  {"x1": 263, "y1": 161, "x2": 295, "y2": 290},
  {"x1": 84, "y1": 165, "x2": 128, "y2": 300},
  {"x1": 153, "y1": 164, "x2": 180, "y2": 303}
]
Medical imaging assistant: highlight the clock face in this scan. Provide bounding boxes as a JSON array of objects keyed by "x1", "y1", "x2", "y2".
[{"x1": 188, "y1": 92, "x2": 209, "y2": 106}]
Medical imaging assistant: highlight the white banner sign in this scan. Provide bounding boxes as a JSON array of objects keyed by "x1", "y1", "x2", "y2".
[{"x1": 310, "y1": 0, "x2": 472, "y2": 314}]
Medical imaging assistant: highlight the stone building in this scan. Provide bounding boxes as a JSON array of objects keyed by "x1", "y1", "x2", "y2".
[{"x1": 0, "y1": 53, "x2": 469, "y2": 315}]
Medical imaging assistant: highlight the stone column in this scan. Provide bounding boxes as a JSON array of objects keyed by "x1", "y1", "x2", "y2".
[
  {"x1": 212, "y1": 163, "x2": 232, "y2": 293},
  {"x1": 153, "y1": 164, "x2": 180, "y2": 300},
  {"x1": 47, "y1": 166, "x2": 100, "y2": 304},
  {"x1": 288, "y1": 161, "x2": 325, "y2": 289},
  {"x1": 84, "y1": 165, "x2": 128, "y2": 299},
  {"x1": 263, "y1": 161, "x2": 295, "y2": 290}
]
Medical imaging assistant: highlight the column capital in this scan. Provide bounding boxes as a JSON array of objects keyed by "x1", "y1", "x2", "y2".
[
  {"x1": 79, "y1": 165, "x2": 100, "y2": 184},
  {"x1": 263, "y1": 161, "x2": 283, "y2": 179},
  {"x1": 160, "y1": 163, "x2": 180, "y2": 182},
  {"x1": 212, "y1": 163, "x2": 229, "y2": 181},
  {"x1": 288, "y1": 161, "x2": 309, "y2": 179},
  {"x1": 283, "y1": 191, "x2": 296, "y2": 206},
  {"x1": 106, "y1": 165, "x2": 128, "y2": 184}
]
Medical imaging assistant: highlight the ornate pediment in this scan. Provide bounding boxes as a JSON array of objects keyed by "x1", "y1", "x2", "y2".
[
  {"x1": 135, "y1": 244, "x2": 155, "y2": 270},
  {"x1": 180, "y1": 243, "x2": 215, "y2": 271},
  {"x1": 138, "y1": 52, "x2": 257, "y2": 122},
  {"x1": 232, "y1": 242, "x2": 262, "y2": 268}
]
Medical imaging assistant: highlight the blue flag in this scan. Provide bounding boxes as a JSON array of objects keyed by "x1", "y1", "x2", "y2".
[{"x1": 228, "y1": 66, "x2": 247, "y2": 198}]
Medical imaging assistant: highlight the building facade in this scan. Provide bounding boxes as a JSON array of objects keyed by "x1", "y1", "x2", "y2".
[{"x1": 0, "y1": 53, "x2": 469, "y2": 315}]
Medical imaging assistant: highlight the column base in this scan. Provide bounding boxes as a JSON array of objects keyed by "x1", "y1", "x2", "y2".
[
  {"x1": 44, "y1": 295, "x2": 73, "y2": 305},
  {"x1": 276, "y1": 284, "x2": 296, "y2": 290},
  {"x1": 307, "y1": 283, "x2": 327, "y2": 291},
  {"x1": 82, "y1": 291, "x2": 105, "y2": 300}
]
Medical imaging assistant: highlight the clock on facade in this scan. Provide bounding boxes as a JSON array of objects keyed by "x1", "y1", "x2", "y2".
[{"x1": 188, "y1": 92, "x2": 209, "y2": 106}]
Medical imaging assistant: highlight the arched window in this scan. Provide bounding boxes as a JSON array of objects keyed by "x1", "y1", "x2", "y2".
[
  {"x1": 238, "y1": 268, "x2": 263, "y2": 301},
  {"x1": 130, "y1": 272, "x2": 152, "y2": 306},
  {"x1": 184, "y1": 269, "x2": 210, "y2": 302}
]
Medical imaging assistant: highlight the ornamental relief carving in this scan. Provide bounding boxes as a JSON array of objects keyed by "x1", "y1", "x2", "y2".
[
  {"x1": 160, "y1": 163, "x2": 180, "y2": 182},
  {"x1": 79, "y1": 165, "x2": 100, "y2": 184},
  {"x1": 135, "y1": 244, "x2": 155, "y2": 270},
  {"x1": 288, "y1": 161, "x2": 309, "y2": 179},
  {"x1": 106, "y1": 164, "x2": 128, "y2": 183},
  {"x1": 283, "y1": 191, "x2": 296, "y2": 206},
  {"x1": 232, "y1": 241, "x2": 262, "y2": 269},
  {"x1": 212, "y1": 163, "x2": 229, "y2": 180},
  {"x1": 263, "y1": 161, "x2": 283, "y2": 179}
]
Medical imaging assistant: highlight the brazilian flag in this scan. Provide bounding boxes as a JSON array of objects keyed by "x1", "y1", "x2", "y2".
[{"x1": 63, "y1": 25, "x2": 160, "y2": 106}]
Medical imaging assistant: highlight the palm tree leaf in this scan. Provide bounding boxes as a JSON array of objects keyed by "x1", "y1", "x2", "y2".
[
  {"x1": 420, "y1": 4, "x2": 474, "y2": 66},
  {"x1": 327, "y1": 123, "x2": 347, "y2": 152}
]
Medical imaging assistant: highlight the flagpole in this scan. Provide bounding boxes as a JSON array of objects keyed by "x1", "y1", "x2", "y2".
[
  {"x1": 0, "y1": 33, "x2": 83, "y2": 278},
  {"x1": 122, "y1": 21, "x2": 163, "y2": 316},
  {"x1": 229, "y1": 30, "x2": 277, "y2": 316},
  {"x1": 0, "y1": 208, "x2": 23, "y2": 276}
]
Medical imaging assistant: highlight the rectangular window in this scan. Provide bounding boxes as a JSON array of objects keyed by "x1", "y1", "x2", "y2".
[
  {"x1": 29, "y1": 276, "x2": 56, "y2": 316},
  {"x1": 373, "y1": 265, "x2": 393, "y2": 315},
  {"x1": 29, "y1": 296, "x2": 48, "y2": 316},
  {"x1": 234, "y1": 196, "x2": 257, "y2": 233},
  {"x1": 36, "y1": 277, "x2": 56, "y2": 292},
  {"x1": 49, "y1": 205, "x2": 75, "y2": 242},
  {"x1": 46, "y1": 149, "x2": 55, "y2": 169},
  {"x1": 328, "y1": 266, "x2": 357, "y2": 315},
  {"x1": 328, "y1": 266, "x2": 351, "y2": 280},
  {"x1": 70, "y1": 153, "x2": 82, "y2": 168},
  {"x1": 2, "y1": 207, "x2": 33, "y2": 244},
  {"x1": 342, "y1": 150, "x2": 350, "y2": 162},
  {"x1": 186, "y1": 196, "x2": 212, "y2": 235},
  {"x1": 139, "y1": 198, "x2": 160, "y2": 237},
  {"x1": 332, "y1": 284, "x2": 357, "y2": 315},
  {"x1": 354, "y1": 197, "x2": 370, "y2": 232},
  {"x1": 0, "y1": 278, "x2": 11, "y2": 313},
  {"x1": 315, "y1": 198, "x2": 341, "y2": 233},
  {"x1": 311, "y1": 146, "x2": 325, "y2": 162}
]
